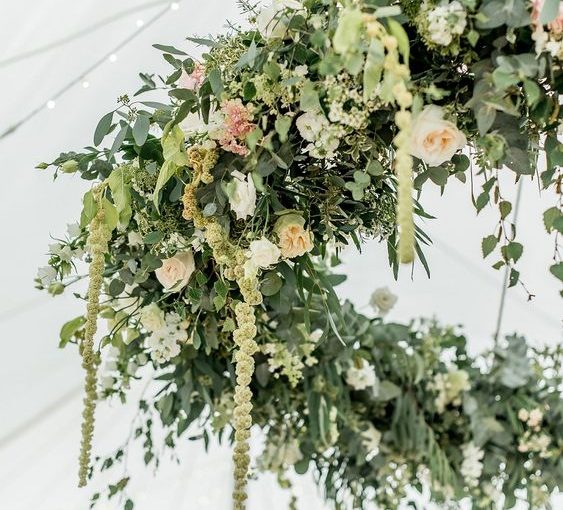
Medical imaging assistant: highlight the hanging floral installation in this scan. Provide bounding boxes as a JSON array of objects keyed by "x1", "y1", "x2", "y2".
[{"x1": 37, "y1": 0, "x2": 562, "y2": 509}]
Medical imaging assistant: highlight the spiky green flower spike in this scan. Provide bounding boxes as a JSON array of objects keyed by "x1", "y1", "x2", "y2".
[{"x1": 78, "y1": 185, "x2": 110, "y2": 487}]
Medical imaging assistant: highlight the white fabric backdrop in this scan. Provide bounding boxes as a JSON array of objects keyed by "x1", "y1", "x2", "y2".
[{"x1": 0, "y1": 1, "x2": 560, "y2": 509}]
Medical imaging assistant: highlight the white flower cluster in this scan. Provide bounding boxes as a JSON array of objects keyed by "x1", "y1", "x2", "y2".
[
  {"x1": 296, "y1": 111, "x2": 340, "y2": 159},
  {"x1": 345, "y1": 359, "x2": 379, "y2": 391},
  {"x1": 517, "y1": 407, "x2": 552, "y2": 457},
  {"x1": 430, "y1": 367, "x2": 470, "y2": 413},
  {"x1": 261, "y1": 328, "x2": 321, "y2": 386},
  {"x1": 361, "y1": 423, "x2": 382, "y2": 461},
  {"x1": 369, "y1": 286, "x2": 398, "y2": 316},
  {"x1": 460, "y1": 442, "x2": 484, "y2": 487},
  {"x1": 140, "y1": 303, "x2": 188, "y2": 363},
  {"x1": 425, "y1": 1, "x2": 467, "y2": 47}
]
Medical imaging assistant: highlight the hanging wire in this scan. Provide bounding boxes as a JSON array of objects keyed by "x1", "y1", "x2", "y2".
[
  {"x1": 0, "y1": 0, "x2": 173, "y2": 69},
  {"x1": 0, "y1": 1, "x2": 182, "y2": 142},
  {"x1": 493, "y1": 178, "x2": 525, "y2": 344}
]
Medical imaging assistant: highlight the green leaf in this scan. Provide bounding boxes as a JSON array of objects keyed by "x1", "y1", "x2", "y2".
[
  {"x1": 366, "y1": 159, "x2": 385, "y2": 176},
  {"x1": 102, "y1": 197, "x2": 119, "y2": 231},
  {"x1": 376, "y1": 380, "x2": 401, "y2": 401},
  {"x1": 550, "y1": 262, "x2": 563, "y2": 281},
  {"x1": 208, "y1": 68, "x2": 223, "y2": 97},
  {"x1": 108, "y1": 122, "x2": 128, "y2": 161},
  {"x1": 80, "y1": 190, "x2": 98, "y2": 227},
  {"x1": 93, "y1": 111, "x2": 114, "y2": 146},
  {"x1": 499, "y1": 200, "x2": 512, "y2": 220},
  {"x1": 152, "y1": 43, "x2": 187, "y2": 55},
  {"x1": 275, "y1": 116, "x2": 292, "y2": 143},
  {"x1": 543, "y1": 206, "x2": 561, "y2": 233},
  {"x1": 132, "y1": 114, "x2": 150, "y2": 146},
  {"x1": 108, "y1": 167, "x2": 132, "y2": 227},
  {"x1": 482, "y1": 235, "x2": 498, "y2": 258},
  {"x1": 162, "y1": 123, "x2": 189, "y2": 166},
  {"x1": 124, "y1": 499, "x2": 134, "y2": 510},
  {"x1": 387, "y1": 19, "x2": 410, "y2": 62},
  {"x1": 476, "y1": 105, "x2": 496, "y2": 135},
  {"x1": 540, "y1": 0, "x2": 560, "y2": 24},
  {"x1": 143, "y1": 231, "x2": 164, "y2": 245},
  {"x1": 299, "y1": 81, "x2": 321, "y2": 112},
  {"x1": 508, "y1": 268, "x2": 520, "y2": 287},
  {"x1": 333, "y1": 8, "x2": 363, "y2": 54},
  {"x1": 109, "y1": 278, "x2": 126, "y2": 297},
  {"x1": 501, "y1": 241, "x2": 523, "y2": 263},
  {"x1": 59, "y1": 316, "x2": 86, "y2": 348},
  {"x1": 363, "y1": 39, "x2": 384, "y2": 100},
  {"x1": 261, "y1": 272, "x2": 283, "y2": 296},
  {"x1": 153, "y1": 160, "x2": 178, "y2": 211}
]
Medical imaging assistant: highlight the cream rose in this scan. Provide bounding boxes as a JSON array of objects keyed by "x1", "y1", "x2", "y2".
[
  {"x1": 155, "y1": 251, "x2": 195, "y2": 291},
  {"x1": 369, "y1": 286, "x2": 398, "y2": 316},
  {"x1": 410, "y1": 105, "x2": 466, "y2": 166},
  {"x1": 274, "y1": 213, "x2": 314, "y2": 259},
  {"x1": 226, "y1": 170, "x2": 257, "y2": 220}
]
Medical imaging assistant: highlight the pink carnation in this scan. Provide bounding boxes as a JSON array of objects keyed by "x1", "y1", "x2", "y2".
[
  {"x1": 216, "y1": 99, "x2": 256, "y2": 156},
  {"x1": 178, "y1": 62, "x2": 206, "y2": 91}
]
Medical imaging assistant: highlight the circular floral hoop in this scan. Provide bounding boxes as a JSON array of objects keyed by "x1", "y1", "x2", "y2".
[{"x1": 38, "y1": 0, "x2": 562, "y2": 508}]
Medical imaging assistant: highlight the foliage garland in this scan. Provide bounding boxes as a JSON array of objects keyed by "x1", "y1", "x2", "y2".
[{"x1": 36, "y1": 0, "x2": 562, "y2": 508}]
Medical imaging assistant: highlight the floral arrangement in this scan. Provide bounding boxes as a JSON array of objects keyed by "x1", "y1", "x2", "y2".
[{"x1": 37, "y1": 0, "x2": 562, "y2": 508}]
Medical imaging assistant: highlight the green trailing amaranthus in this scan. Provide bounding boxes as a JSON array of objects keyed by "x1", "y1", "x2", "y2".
[
  {"x1": 231, "y1": 302, "x2": 258, "y2": 509},
  {"x1": 78, "y1": 185, "x2": 110, "y2": 487},
  {"x1": 182, "y1": 156, "x2": 262, "y2": 508}
]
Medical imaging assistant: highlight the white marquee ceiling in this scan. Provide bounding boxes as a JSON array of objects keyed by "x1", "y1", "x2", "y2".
[{"x1": 0, "y1": 1, "x2": 560, "y2": 509}]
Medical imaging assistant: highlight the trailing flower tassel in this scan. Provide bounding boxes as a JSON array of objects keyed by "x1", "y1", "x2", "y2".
[
  {"x1": 78, "y1": 186, "x2": 110, "y2": 487},
  {"x1": 182, "y1": 158, "x2": 262, "y2": 508},
  {"x1": 232, "y1": 302, "x2": 258, "y2": 508}
]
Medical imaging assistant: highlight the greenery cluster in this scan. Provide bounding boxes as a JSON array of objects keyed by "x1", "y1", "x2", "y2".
[{"x1": 36, "y1": 0, "x2": 562, "y2": 508}]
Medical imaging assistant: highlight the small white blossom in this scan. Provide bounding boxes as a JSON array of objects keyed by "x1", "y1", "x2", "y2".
[
  {"x1": 67, "y1": 223, "x2": 81, "y2": 238},
  {"x1": 127, "y1": 231, "x2": 144, "y2": 247},
  {"x1": 361, "y1": 423, "x2": 382, "y2": 460},
  {"x1": 346, "y1": 359, "x2": 379, "y2": 390},
  {"x1": 461, "y1": 442, "x2": 484, "y2": 487},
  {"x1": 426, "y1": 1, "x2": 467, "y2": 47},
  {"x1": 37, "y1": 266, "x2": 57, "y2": 286}
]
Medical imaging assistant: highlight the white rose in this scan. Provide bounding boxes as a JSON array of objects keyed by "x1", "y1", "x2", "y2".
[
  {"x1": 155, "y1": 251, "x2": 195, "y2": 291},
  {"x1": 369, "y1": 286, "x2": 398, "y2": 316},
  {"x1": 226, "y1": 170, "x2": 257, "y2": 220},
  {"x1": 256, "y1": 3, "x2": 287, "y2": 39},
  {"x1": 140, "y1": 303, "x2": 166, "y2": 332},
  {"x1": 410, "y1": 105, "x2": 466, "y2": 166},
  {"x1": 247, "y1": 237, "x2": 281, "y2": 269}
]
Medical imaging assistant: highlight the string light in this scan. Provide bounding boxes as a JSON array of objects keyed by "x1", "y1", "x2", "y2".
[{"x1": 0, "y1": 0, "x2": 182, "y2": 142}]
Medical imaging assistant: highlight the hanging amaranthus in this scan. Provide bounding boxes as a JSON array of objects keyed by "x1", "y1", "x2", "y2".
[
  {"x1": 182, "y1": 148, "x2": 261, "y2": 508},
  {"x1": 78, "y1": 185, "x2": 110, "y2": 487},
  {"x1": 365, "y1": 18, "x2": 415, "y2": 263}
]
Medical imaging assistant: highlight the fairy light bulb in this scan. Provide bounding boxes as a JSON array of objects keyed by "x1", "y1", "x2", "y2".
[
  {"x1": 109, "y1": 54, "x2": 117, "y2": 63},
  {"x1": 170, "y1": 2, "x2": 180, "y2": 10},
  {"x1": 46, "y1": 100, "x2": 56, "y2": 109}
]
